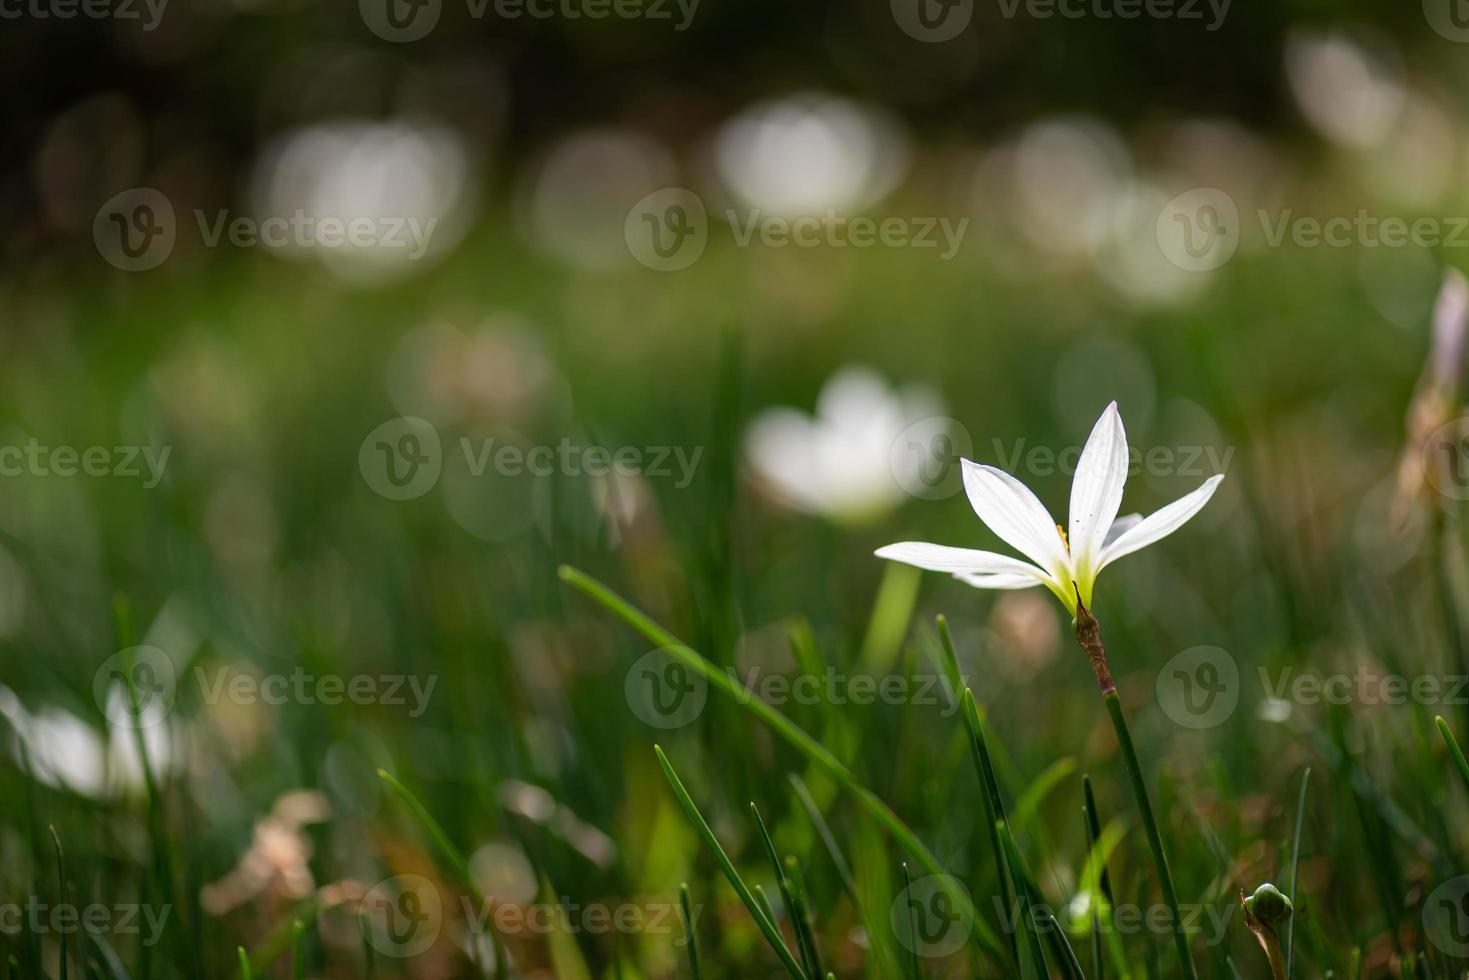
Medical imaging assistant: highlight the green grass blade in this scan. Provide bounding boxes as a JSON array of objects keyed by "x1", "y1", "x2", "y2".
[
  {"x1": 784, "y1": 856, "x2": 826, "y2": 980},
  {"x1": 997, "y1": 822, "x2": 1048, "y2": 980},
  {"x1": 1287, "y1": 768, "x2": 1310, "y2": 979},
  {"x1": 655, "y1": 746, "x2": 809, "y2": 980},
  {"x1": 960, "y1": 687, "x2": 1020, "y2": 967},
  {"x1": 237, "y1": 948, "x2": 253, "y2": 980},
  {"x1": 376, "y1": 769, "x2": 506, "y2": 977},
  {"x1": 1082, "y1": 783, "x2": 1104, "y2": 980},
  {"x1": 1435, "y1": 716, "x2": 1469, "y2": 796},
  {"x1": 900, "y1": 862, "x2": 922, "y2": 980},
  {"x1": 679, "y1": 883, "x2": 703, "y2": 980},
  {"x1": 291, "y1": 920, "x2": 305, "y2": 980},
  {"x1": 561, "y1": 565, "x2": 1004, "y2": 962},
  {"x1": 50, "y1": 826, "x2": 67, "y2": 980},
  {"x1": 751, "y1": 803, "x2": 820, "y2": 979}
]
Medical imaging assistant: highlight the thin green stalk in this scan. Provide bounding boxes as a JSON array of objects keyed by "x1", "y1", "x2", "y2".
[
  {"x1": 751, "y1": 803, "x2": 821, "y2": 979},
  {"x1": 679, "y1": 883, "x2": 703, "y2": 980},
  {"x1": 560, "y1": 565, "x2": 1005, "y2": 962},
  {"x1": 1082, "y1": 777, "x2": 1105, "y2": 980},
  {"x1": 655, "y1": 746, "x2": 808, "y2": 980},
  {"x1": 784, "y1": 857, "x2": 826, "y2": 980},
  {"x1": 376, "y1": 770, "x2": 506, "y2": 977},
  {"x1": 1074, "y1": 599, "x2": 1198, "y2": 980},
  {"x1": 292, "y1": 919, "x2": 305, "y2": 980},
  {"x1": 899, "y1": 863, "x2": 922, "y2": 980},
  {"x1": 1435, "y1": 716, "x2": 1469, "y2": 796},
  {"x1": 959, "y1": 688, "x2": 1019, "y2": 967},
  {"x1": 1286, "y1": 769, "x2": 1310, "y2": 979},
  {"x1": 997, "y1": 823, "x2": 1048, "y2": 980},
  {"x1": 1105, "y1": 691, "x2": 1194, "y2": 978},
  {"x1": 49, "y1": 826, "x2": 66, "y2": 980}
]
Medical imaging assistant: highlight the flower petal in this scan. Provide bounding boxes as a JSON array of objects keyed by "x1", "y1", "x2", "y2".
[
  {"x1": 1068, "y1": 401, "x2": 1129, "y2": 579},
  {"x1": 960, "y1": 460, "x2": 1070, "y2": 575},
  {"x1": 875, "y1": 542, "x2": 1050, "y2": 578},
  {"x1": 952, "y1": 571, "x2": 1046, "y2": 590},
  {"x1": 1099, "y1": 475, "x2": 1224, "y2": 569}
]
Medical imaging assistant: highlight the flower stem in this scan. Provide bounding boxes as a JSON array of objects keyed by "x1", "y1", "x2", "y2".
[{"x1": 1074, "y1": 599, "x2": 1198, "y2": 980}]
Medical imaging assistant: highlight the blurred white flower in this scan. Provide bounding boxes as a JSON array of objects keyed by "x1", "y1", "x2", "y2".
[
  {"x1": 250, "y1": 120, "x2": 473, "y2": 284},
  {"x1": 0, "y1": 687, "x2": 170, "y2": 800},
  {"x1": 1285, "y1": 31, "x2": 1404, "y2": 148},
  {"x1": 876, "y1": 402, "x2": 1222, "y2": 613},
  {"x1": 715, "y1": 93, "x2": 909, "y2": 216},
  {"x1": 745, "y1": 366, "x2": 941, "y2": 523}
]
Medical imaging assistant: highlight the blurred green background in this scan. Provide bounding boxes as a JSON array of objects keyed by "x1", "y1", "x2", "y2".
[{"x1": 6, "y1": 0, "x2": 1469, "y2": 977}]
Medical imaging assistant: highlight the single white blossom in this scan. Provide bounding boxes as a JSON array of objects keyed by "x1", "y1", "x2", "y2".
[
  {"x1": 876, "y1": 402, "x2": 1222, "y2": 613},
  {"x1": 745, "y1": 366, "x2": 941, "y2": 523}
]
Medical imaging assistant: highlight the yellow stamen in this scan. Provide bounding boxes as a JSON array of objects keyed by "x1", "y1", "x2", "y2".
[{"x1": 1056, "y1": 524, "x2": 1069, "y2": 551}]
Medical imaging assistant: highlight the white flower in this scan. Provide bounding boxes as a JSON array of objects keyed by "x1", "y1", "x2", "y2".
[
  {"x1": 745, "y1": 366, "x2": 941, "y2": 524},
  {"x1": 876, "y1": 402, "x2": 1222, "y2": 613}
]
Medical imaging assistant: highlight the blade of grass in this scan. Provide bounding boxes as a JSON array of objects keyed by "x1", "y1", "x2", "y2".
[
  {"x1": 679, "y1": 883, "x2": 702, "y2": 980},
  {"x1": 50, "y1": 826, "x2": 67, "y2": 980},
  {"x1": 959, "y1": 688, "x2": 1019, "y2": 968},
  {"x1": 751, "y1": 803, "x2": 820, "y2": 979},
  {"x1": 784, "y1": 857, "x2": 826, "y2": 980},
  {"x1": 1435, "y1": 716, "x2": 1469, "y2": 796},
  {"x1": 376, "y1": 770, "x2": 506, "y2": 978},
  {"x1": 656, "y1": 746, "x2": 809, "y2": 979},
  {"x1": 291, "y1": 920, "x2": 305, "y2": 980},
  {"x1": 997, "y1": 822, "x2": 1048, "y2": 980},
  {"x1": 237, "y1": 948, "x2": 253, "y2": 980},
  {"x1": 1082, "y1": 783, "x2": 1104, "y2": 980},
  {"x1": 1287, "y1": 768, "x2": 1310, "y2": 979},
  {"x1": 899, "y1": 862, "x2": 922, "y2": 980},
  {"x1": 561, "y1": 566, "x2": 1004, "y2": 962}
]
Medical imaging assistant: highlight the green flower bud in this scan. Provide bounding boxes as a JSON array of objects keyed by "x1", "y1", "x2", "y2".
[{"x1": 1244, "y1": 883, "x2": 1293, "y2": 925}]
